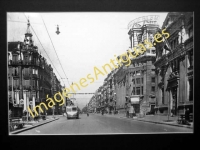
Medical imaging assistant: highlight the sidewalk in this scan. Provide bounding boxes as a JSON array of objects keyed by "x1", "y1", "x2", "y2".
[
  {"x1": 10, "y1": 115, "x2": 60, "y2": 134},
  {"x1": 94, "y1": 113, "x2": 193, "y2": 129}
]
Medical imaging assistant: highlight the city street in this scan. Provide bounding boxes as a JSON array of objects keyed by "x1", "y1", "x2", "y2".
[{"x1": 18, "y1": 114, "x2": 192, "y2": 135}]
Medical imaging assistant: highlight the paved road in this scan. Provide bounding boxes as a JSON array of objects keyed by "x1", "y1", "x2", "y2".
[{"x1": 18, "y1": 114, "x2": 192, "y2": 135}]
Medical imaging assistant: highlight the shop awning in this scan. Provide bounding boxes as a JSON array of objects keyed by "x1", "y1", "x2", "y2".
[{"x1": 131, "y1": 97, "x2": 139, "y2": 104}]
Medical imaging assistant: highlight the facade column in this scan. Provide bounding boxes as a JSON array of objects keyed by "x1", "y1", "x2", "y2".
[
  {"x1": 23, "y1": 91, "x2": 26, "y2": 111},
  {"x1": 185, "y1": 54, "x2": 188, "y2": 102}
]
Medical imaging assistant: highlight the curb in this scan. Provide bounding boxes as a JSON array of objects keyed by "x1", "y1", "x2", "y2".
[
  {"x1": 119, "y1": 117, "x2": 193, "y2": 129},
  {"x1": 10, "y1": 117, "x2": 59, "y2": 134}
]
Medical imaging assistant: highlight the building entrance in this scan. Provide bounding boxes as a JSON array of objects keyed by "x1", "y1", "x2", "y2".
[{"x1": 171, "y1": 87, "x2": 178, "y2": 115}]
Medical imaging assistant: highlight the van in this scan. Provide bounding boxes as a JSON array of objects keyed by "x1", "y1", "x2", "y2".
[{"x1": 66, "y1": 106, "x2": 79, "y2": 119}]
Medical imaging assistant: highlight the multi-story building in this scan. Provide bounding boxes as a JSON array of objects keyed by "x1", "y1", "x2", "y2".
[
  {"x1": 154, "y1": 12, "x2": 193, "y2": 116},
  {"x1": 113, "y1": 66, "x2": 127, "y2": 113},
  {"x1": 112, "y1": 16, "x2": 159, "y2": 114},
  {"x1": 8, "y1": 20, "x2": 61, "y2": 117}
]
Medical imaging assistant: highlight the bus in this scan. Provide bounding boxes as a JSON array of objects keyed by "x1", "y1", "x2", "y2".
[{"x1": 66, "y1": 105, "x2": 79, "y2": 119}]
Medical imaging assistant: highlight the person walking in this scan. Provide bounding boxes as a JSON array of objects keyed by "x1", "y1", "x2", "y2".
[
  {"x1": 129, "y1": 104, "x2": 134, "y2": 118},
  {"x1": 185, "y1": 108, "x2": 190, "y2": 125},
  {"x1": 126, "y1": 100, "x2": 131, "y2": 118}
]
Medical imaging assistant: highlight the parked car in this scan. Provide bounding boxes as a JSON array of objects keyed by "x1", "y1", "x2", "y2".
[{"x1": 146, "y1": 110, "x2": 155, "y2": 115}]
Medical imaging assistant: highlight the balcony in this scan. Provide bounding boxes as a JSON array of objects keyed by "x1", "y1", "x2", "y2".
[
  {"x1": 23, "y1": 85, "x2": 31, "y2": 90},
  {"x1": 32, "y1": 86, "x2": 39, "y2": 91},
  {"x1": 23, "y1": 74, "x2": 31, "y2": 79}
]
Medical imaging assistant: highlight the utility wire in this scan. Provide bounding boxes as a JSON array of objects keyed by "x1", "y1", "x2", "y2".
[
  {"x1": 40, "y1": 14, "x2": 71, "y2": 87},
  {"x1": 23, "y1": 13, "x2": 64, "y2": 86},
  {"x1": 8, "y1": 19, "x2": 42, "y2": 25}
]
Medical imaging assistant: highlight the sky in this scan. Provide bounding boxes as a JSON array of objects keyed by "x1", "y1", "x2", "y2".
[{"x1": 7, "y1": 12, "x2": 168, "y2": 109}]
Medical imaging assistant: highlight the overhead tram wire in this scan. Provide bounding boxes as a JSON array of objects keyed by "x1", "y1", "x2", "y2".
[
  {"x1": 40, "y1": 14, "x2": 71, "y2": 87},
  {"x1": 8, "y1": 19, "x2": 42, "y2": 25},
  {"x1": 23, "y1": 13, "x2": 65, "y2": 85}
]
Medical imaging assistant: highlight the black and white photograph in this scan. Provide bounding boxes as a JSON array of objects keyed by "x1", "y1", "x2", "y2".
[{"x1": 7, "y1": 12, "x2": 194, "y2": 135}]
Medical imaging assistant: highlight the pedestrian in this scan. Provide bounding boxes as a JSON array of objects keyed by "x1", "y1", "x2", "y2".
[
  {"x1": 185, "y1": 108, "x2": 190, "y2": 125},
  {"x1": 171, "y1": 107, "x2": 174, "y2": 117},
  {"x1": 129, "y1": 104, "x2": 134, "y2": 118}
]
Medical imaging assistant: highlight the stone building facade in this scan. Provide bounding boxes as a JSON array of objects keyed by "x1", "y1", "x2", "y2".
[
  {"x1": 154, "y1": 12, "x2": 193, "y2": 115},
  {"x1": 8, "y1": 20, "x2": 61, "y2": 117}
]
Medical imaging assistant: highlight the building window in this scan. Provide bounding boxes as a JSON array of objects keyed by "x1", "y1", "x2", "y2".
[
  {"x1": 24, "y1": 55, "x2": 29, "y2": 64},
  {"x1": 132, "y1": 87, "x2": 135, "y2": 95},
  {"x1": 33, "y1": 68, "x2": 35, "y2": 74},
  {"x1": 161, "y1": 88, "x2": 164, "y2": 104},
  {"x1": 141, "y1": 86, "x2": 143, "y2": 95},
  {"x1": 32, "y1": 80, "x2": 36, "y2": 88},
  {"x1": 13, "y1": 79, "x2": 19, "y2": 87},
  {"x1": 136, "y1": 71, "x2": 141, "y2": 75},
  {"x1": 189, "y1": 79, "x2": 193, "y2": 101},
  {"x1": 25, "y1": 80, "x2": 30, "y2": 87},
  {"x1": 141, "y1": 78, "x2": 143, "y2": 84},
  {"x1": 132, "y1": 79, "x2": 135, "y2": 84},
  {"x1": 189, "y1": 27, "x2": 193, "y2": 38},
  {"x1": 188, "y1": 50, "x2": 193, "y2": 68},
  {"x1": 136, "y1": 78, "x2": 140, "y2": 84},
  {"x1": 13, "y1": 67, "x2": 19, "y2": 76},
  {"x1": 151, "y1": 86, "x2": 155, "y2": 92},
  {"x1": 24, "y1": 68, "x2": 29, "y2": 76},
  {"x1": 13, "y1": 55, "x2": 18, "y2": 64},
  {"x1": 151, "y1": 77, "x2": 155, "y2": 83},
  {"x1": 136, "y1": 87, "x2": 140, "y2": 95}
]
